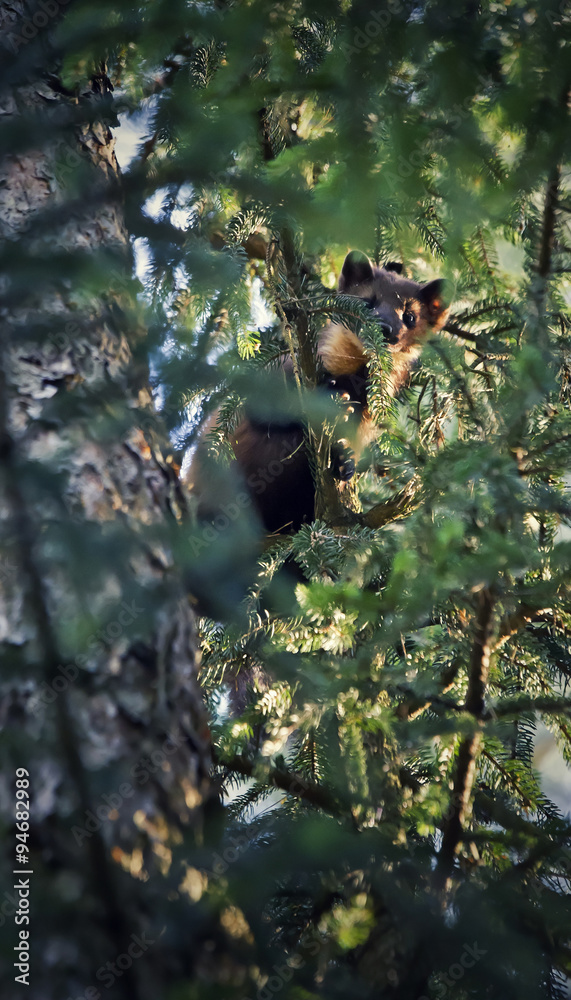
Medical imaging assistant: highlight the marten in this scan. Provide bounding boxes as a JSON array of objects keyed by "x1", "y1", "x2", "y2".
[{"x1": 186, "y1": 251, "x2": 450, "y2": 534}]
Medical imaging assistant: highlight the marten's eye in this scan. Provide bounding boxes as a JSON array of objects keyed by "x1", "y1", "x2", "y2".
[{"x1": 403, "y1": 310, "x2": 416, "y2": 328}]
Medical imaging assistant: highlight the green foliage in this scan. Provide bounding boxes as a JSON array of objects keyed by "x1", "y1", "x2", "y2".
[{"x1": 3, "y1": 0, "x2": 571, "y2": 998}]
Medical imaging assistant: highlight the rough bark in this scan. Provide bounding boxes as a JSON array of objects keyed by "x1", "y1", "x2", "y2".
[{"x1": 0, "y1": 39, "x2": 211, "y2": 1000}]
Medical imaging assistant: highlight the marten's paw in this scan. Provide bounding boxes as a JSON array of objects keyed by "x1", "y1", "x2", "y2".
[{"x1": 331, "y1": 438, "x2": 356, "y2": 481}]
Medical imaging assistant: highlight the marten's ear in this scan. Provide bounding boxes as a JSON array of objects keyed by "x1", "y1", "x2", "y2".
[
  {"x1": 421, "y1": 278, "x2": 452, "y2": 327},
  {"x1": 385, "y1": 261, "x2": 403, "y2": 274},
  {"x1": 339, "y1": 250, "x2": 374, "y2": 291}
]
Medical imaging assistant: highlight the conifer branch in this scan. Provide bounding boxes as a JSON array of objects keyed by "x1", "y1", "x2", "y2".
[
  {"x1": 394, "y1": 658, "x2": 461, "y2": 720},
  {"x1": 433, "y1": 588, "x2": 495, "y2": 895},
  {"x1": 495, "y1": 607, "x2": 557, "y2": 648},
  {"x1": 481, "y1": 749, "x2": 533, "y2": 809},
  {"x1": 219, "y1": 753, "x2": 344, "y2": 816},
  {"x1": 360, "y1": 475, "x2": 422, "y2": 528},
  {"x1": 489, "y1": 695, "x2": 571, "y2": 719},
  {"x1": 279, "y1": 226, "x2": 316, "y2": 382},
  {"x1": 533, "y1": 81, "x2": 570, "y2": 343},
  {"x1": 538, "y1": 165, "x2": 561, "y2": 282}
]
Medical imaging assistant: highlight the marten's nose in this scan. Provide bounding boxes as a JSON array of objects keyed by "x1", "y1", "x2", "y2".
[{"x1": 380, "y1": 321, "x2": 398, "y2": 345}]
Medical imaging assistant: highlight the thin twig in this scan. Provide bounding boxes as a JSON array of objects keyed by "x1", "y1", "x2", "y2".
[
  {"x1": 444, "y1": 322, "x2": 480, "y2": 342},
  {"x1": 430, "y1": 341, "x2": 485, "y2": 433}
]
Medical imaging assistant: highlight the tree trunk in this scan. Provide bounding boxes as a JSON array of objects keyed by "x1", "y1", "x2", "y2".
[{"x1": 0, "y1": 27, "x2": 211, "y2": 1000}]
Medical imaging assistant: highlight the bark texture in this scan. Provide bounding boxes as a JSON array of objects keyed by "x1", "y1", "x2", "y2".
[{"x1": 0, "y1": 38, "x2": 211, "y2": 1000}]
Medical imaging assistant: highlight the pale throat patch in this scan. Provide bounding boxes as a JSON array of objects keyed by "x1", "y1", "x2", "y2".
[{"x1": 319, "y1": 324, "x2": 368, "y2": 376}]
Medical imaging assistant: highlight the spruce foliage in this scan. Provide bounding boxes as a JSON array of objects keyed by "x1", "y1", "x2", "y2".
[{"x1": 2, "y1": 1, "x2": 571, "y2": 998}]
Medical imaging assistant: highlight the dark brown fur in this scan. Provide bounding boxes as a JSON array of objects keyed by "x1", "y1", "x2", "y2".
[
  {"x1": 320, "y1": 252, "x2": 449, "y2": 396},
  {"x1": 187, "y1": 251, "x2": 450, "y2": 533}
]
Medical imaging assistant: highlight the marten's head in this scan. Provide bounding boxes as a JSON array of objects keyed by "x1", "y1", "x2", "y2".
[{"x1": 319, "y1": 250, "x2": 451, "y2": 393}]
